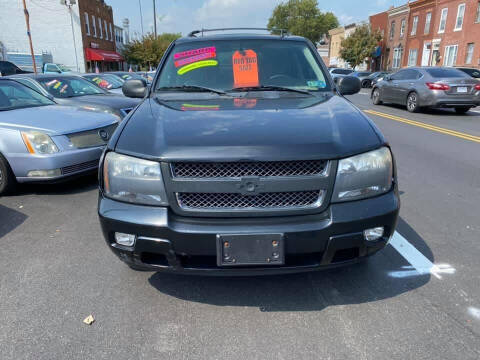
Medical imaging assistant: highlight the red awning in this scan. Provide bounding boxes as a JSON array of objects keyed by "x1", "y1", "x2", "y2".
[{"x1": 85, "y1": 48, "x2": 124, "y2": 62}]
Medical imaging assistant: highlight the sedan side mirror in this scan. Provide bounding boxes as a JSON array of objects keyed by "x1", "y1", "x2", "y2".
[
  {"x1": 122, "y1": 79, "x2": 147, "y2": 98},
  {"x1": 337, "y1": 76, "x2": 361, "y2": 96},
  {"x1": 384, "y1": 75, "x2": 391, "y2": 81}
]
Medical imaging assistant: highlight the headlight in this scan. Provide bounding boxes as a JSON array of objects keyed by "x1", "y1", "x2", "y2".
[
  {"x1": 332, "y1": 147, "x2": 393, "y2": 202},
  {"x1": 21, "y1": 131, "x2": 59, "y2": 154},
  {"x1": 103, "y1": 152, "x2": 168, "y2": 206}
]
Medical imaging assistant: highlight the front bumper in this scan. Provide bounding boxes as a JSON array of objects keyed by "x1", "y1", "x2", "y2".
[
  {"x1": 10, "y1": 146, "x2": 103, "y2": 183},
  {"x1": 99, "y1": 190, "x2": 400, "y2": 275}
]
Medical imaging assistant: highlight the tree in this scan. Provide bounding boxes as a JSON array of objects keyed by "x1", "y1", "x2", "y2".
[
  {"x1": 123, "y1": 33, "x2": 180, "y2": 69},
  {"x1": 339, "y1": 24, "x2": 382, "y2": 69},
  {"x1": 267, "y1": 0, "x2": 339, "y2": 44}
]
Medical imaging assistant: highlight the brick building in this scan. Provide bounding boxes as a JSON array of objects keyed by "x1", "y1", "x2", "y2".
[
  {"x1": 369, "y1": 10, "x2": 389, "y2": 70},
  {"x1": 78, "y1": 0, "x2": 123, "y2": 72},
  {"x1": 385, "y1": 4, "x2": 410, "y2": 70}
]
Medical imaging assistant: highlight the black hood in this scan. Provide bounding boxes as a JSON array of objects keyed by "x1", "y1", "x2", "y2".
[{"x1": 114, "y1": 94, "x2": 384, "y2": 161}]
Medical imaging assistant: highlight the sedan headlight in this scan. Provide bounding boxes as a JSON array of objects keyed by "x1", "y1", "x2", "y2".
[
  {"x1": 103, "y1": 152, "x2": 168, "y2": 206},
  {"x1": 21, "y1": 131, "x2": 59, "y2": 154},
  {"x1": 332, "y1": 147, "x2": 393, "y2": 202}
]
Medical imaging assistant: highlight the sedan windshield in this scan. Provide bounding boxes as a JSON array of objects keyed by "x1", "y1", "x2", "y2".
[
  {"x1": 83, "y1": 74, "x2": 124, "y2": 90},
  {"x1": 0, "y1": 80, "x2": 54, "y2": 111},
  {"x1": 156, "y1": 39, "x2": 330, "y2": 94},
  {"x1": 37, "y1": 76, "x2": 104, "y2": 98}
]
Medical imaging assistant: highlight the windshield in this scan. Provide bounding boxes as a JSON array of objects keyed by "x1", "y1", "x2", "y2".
[
  {"x1": 114, "y1": 72, "x2": 145, "y2": 81},
  {"x1": 0, "y1": 80, "x2": 54, "y2": 111},
  {"x1": 58, "y1": 64, "x2": 71, "y2": 72},
  {"x1": 426, "y1": 68, "x2": 469, "y2": 78},
  {"x1": 84, "y1": 74, "x2": 124, "y2": 89},
  {"x1": 37, "y1": 76, "x2": 104, "y2": 98},
  {"x1": 156, "y1": 39, "x2": 330, "y2": 93}
]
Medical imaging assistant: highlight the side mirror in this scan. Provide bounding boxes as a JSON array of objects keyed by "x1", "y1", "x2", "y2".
[
  {"x1": 337, "y1": 76, "x2": 361, "y2": 96},
  {"x1": 122, "y1": 79, "x2": 147, "y2": 98},
  {"x1": 384, "y1": 75, "x2": 391, "y2": 81}
]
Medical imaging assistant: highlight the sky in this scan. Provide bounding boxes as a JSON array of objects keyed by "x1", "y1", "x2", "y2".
[{"x1": 107, "y1": 0, "x2": 400, "y2": 39}]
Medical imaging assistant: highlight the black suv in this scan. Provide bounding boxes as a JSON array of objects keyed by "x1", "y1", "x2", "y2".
[{"x1": 98, "y1": 29, "x2": 400, "y2": 275}]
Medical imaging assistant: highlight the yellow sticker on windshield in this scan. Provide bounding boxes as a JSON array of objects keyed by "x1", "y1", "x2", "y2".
[
  {"x1": 53, "y1": 81, "x2": 62, "y2": 89},
  {"x1": 177, "y1": 60, "x2": 218, "y2": 75}
]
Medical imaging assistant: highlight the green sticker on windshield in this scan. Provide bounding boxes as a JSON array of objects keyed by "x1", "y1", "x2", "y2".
[
  {"x1": 307, "y1": 80, "x2": 326, "y2": 88},
  {"x1": 177, "y1": 60, "x2": 218, "y2": 75}
]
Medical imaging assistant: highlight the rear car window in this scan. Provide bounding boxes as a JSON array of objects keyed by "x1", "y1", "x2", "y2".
[
  {"x1": 425, "y1": 68, "x2": 468, "y2": 78},
  {"x1": 157, "y1": 39, "x2": 330, "y2": 91},
  {"x1": 333, "y1": 69, "x2": 353, "y2": 75}
]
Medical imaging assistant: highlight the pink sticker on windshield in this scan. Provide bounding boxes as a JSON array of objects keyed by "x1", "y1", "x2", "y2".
[
  {"x1": 174, "y1": 46, "x2": 216, "y2": 60},
  {"x1": 174, "y1": 51, "x2": 216, "y2": 68}
]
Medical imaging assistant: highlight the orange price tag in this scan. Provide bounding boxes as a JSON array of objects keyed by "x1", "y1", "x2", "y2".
[{"x1": 232, "y1": 49, "x2": 259, "y2": 88}]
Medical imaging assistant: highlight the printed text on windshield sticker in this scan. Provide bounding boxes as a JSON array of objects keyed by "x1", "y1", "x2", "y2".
[
  {"x1": 174, "y1": 47, "x2": 216, "y2": 60},
  {"x1": 232, "y1": 50, "x2": 259, "y2": 88},
  {"x1": 175, "y1": 51, "x2": 216, "y2": 68},
  {"x1": 177, "y1": 60, "x2": 218, "y2": 75}
]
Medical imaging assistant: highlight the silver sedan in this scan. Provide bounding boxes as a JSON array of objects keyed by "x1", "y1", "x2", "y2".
[
  {"x1": 372, "y1": 67, "x2": 480, "y2": 113},
  {"x1": 0, "y1": 79, "x2": 119, "y2": 195}
]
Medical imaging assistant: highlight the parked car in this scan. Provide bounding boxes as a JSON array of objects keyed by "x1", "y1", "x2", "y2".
[
  {"x1": 43, "y1": 63, "x2": 73, "y2": 74},
  {"x1": 456, "y1": 67, "x2": 480, "y2": 79},
  {"x1": 98, "y1": 30, "x2": 399, "y2": 275},
  {"x1": 0, "y1": 61, "x2": 32, "y2": 76},
  {"x1": 372, "y1": 67, "x2": 480, "y2": 113},
  {"x1": 106, "y1": 71, "x2": 147, "y2": 82},
  {"x1": 81, "y1": 73, "x2": 125, "y2": 95},
  {"x1": 0, "y1": 78, "x2": 119, "y2": 195},
  {"x1": 363, "y1": 71, "x2": 390, "y2": 88},
  {"x1": 329, "y1": 68, "x2": 354, "y2": 81},
  {"x1": 7, "y1": 74, "x2": 140, "y2": 118},
  {"x1": 351, "y1": 71, "x2": 372, "y2": 87}
]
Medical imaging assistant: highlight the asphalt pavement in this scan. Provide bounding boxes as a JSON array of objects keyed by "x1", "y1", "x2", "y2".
[{"x1": 1, "y1": 90, "x2": 479, "y2": 359}]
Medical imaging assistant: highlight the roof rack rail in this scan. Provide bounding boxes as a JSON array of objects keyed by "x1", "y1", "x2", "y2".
[{"x1": 187, "y1": 28, "x2": 289, "y2": 38}]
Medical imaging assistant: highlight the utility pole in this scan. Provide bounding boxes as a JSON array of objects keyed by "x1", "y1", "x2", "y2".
[
  {"x1": 139, "y1": 0, "x2": 144, "y2": 38},
  {"x1": 65, "y1": 0, "x2": 80, "y2": 72},
  {"x1": 22, "y1": 0, "x2": 37, "y2": 74},
  {"x1": 153, "y1": 0, "x2": 157, "y2": 37}
]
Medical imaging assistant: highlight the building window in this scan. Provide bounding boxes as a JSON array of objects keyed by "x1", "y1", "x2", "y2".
[
  {"x1": 476, "y1": 2, "x2": 480, "y2": 23},
  {"x1": 92, "y1": 15, "x2": 97, "y2": 37},
  {"x1": 411, "y1": 16, "x2": 419, "y2": 35},
  {"x1": 393, "y1": 47, "x2": 403, "y2": 69},
  {"x1": 390, "y1": 21, "x2": 396, "y2": 40},
  {"x1": 109, "y1": 23, "x2": 114, "y2": 42},
  {"x1": 84, "y1": 12, "x2": 90, "y2": 35},
  {"x1": 400, "y1": 19, "x2": 406, "y2": 37},
  {"x1": 425, "y1": 13, "x2": 432, "y2": 34},
  {"x1": 444, "y1": 45, "x2": 458, "y2": 66},
  {"x1": 104, "y1": 20, "x2": 108, "y2": 40},
  {"x1": 438, "y1": 8, "x2": 448, "y2": 33},
  {"x1": 408, "y1": 49, "x2": 418, "y2": 67},
  {"x1": 466, "y1": 43, "x2": 475, "y2": 64},
  {"x1": 98, "y1": 18, "x2": 103, "y2": 39},
  {"x1": 455, "y1": 4, "x2": 465, "y2": 31}
]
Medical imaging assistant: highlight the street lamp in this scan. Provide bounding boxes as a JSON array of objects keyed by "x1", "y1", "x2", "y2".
[{"x1": 61, "y1": 0, "x2": 80, "y2": 72}]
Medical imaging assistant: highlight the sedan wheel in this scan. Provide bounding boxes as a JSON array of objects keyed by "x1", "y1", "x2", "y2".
[
  {"x1": 407, "y1": 92, "x2": 420, "y2": 113},
  {"x1": 372, "y1": 88, "x2": 382, "y2": 105},
  {"x1": 0, "y1": 155, "x2": 15, "y2": 195}
]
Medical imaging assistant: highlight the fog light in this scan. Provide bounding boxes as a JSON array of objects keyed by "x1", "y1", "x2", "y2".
[
  {"x1": 364, "y1": 227, "x2": 384, "y2": 242},
  {"x1": 115, "y1": 232, "x2": 136, "y2": 247},
  {"x1": 27, "y1": 169, "x2": 62, "y2": 177}
]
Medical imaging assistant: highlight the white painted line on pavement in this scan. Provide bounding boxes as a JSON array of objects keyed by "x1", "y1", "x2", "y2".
[
  {"x1": 389, "y1": 231, "x2": 456, "y2": 280},
  {"x1": 468, "y1": 307, "x2": 480, "y2": 320}
]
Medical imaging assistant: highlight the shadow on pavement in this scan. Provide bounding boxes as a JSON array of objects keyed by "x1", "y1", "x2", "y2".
[
  {"x1": 148, "y1": 217, "x2": 432, "y2": 312},
  {"x1": 375, "y1": 103, "x2": 480, "y2": 117},
  {"x1": 0, "y1": 204, "x2": 27, "y2": 238},
  {"x1": 4, "y1": 173, "x2": 98, "y2": 197}
]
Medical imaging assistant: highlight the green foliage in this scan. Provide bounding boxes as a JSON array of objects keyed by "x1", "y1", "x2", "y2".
[
  {"x1": 267, "y1": 0, "x2": 339, "y2": 44},
  {"x1": 339, "y1": 24, "x2": 382, "y2": 69},
  {"x1": 123, "y1": 33, "x2": 180, "y2": 69}
]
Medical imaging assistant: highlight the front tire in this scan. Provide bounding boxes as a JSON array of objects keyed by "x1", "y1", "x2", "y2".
[
  {"x1": 362, "y1": 80, "x2": 370, "y2": 88},
  {"x1": 406, "y1": 92, "x2": 420, "y2": 113},
  {"x1": 454, "y1": 106, "x2": 471, "y2": 114},
  {"x1": 0, "y1": 154, "x2": 16, "y2": 196},
  {"x1": 372, "y1": 88, "x2": 382, "y2": 105}
]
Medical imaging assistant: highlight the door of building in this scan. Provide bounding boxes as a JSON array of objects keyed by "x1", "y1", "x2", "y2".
[{"x1": 422, "y1": 42, "x2": 431, "y2": 66}]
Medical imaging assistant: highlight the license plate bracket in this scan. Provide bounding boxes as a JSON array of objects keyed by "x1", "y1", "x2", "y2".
[
  {"x1": 216, "y1": 234, "x2": 284, "y2": 267},
  {"x1": 457, "y1": 86, "x2": 468, "y2": 93}
]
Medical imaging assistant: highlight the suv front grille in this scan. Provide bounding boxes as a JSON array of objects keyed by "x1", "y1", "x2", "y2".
[
  {"x1": 176, "y1": 191, "x2": 324, "y2": 210},
  {"x1": 171, "y1": 160, "x2": 328, "y2": 178}
]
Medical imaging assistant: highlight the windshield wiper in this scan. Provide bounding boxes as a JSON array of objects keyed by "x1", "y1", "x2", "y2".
[
  {"x1": 229, "y1": 85, "x2": 314, "y2": 96},
  {"x1": 157, "y1": 85, "x2": 229, "y2": 96}
]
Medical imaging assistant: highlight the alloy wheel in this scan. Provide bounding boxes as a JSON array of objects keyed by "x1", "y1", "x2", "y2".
[{"x1": 407, "y1": 93, "x2": 417, "y2": 112}]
